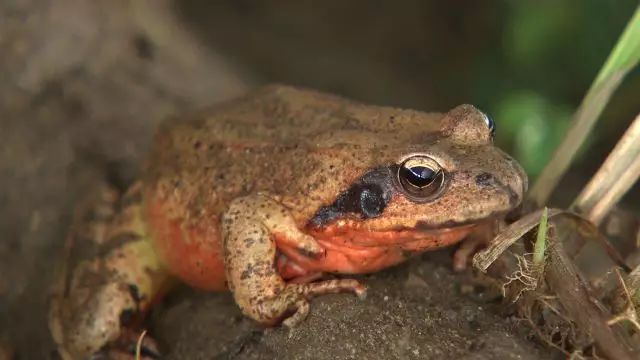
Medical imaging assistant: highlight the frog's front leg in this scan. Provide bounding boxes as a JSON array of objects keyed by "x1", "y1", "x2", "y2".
[
  {"x1": 49, "y1": 183, "x2": 168, "y2": 359},
  {"x1": 222, "y1": 194, "x2": 366, "y2": 327}
]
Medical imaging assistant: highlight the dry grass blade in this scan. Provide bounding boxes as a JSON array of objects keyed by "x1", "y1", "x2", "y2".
[
  {"x1": 573, "y1": 112, "x2": 640, "y2": 225},
  {"x1": 135, "y1": 330, "x2": 147, "y2": 360},
  {"x1": 529, "y1": 72, "x2": 624, "y2": 206},
  {"x1": 546, "y1": 238, "x2": 635, "y2": 359},
  {"x1": 529, "y1": 5, "x2": 640, "y2": 206},
  {"x1": 608, "y1": 268, "x2": 640, "y2": 332},
  {"x1": 473, "y1": 208, "x2": 563, "y2": 272},
  {"x1": 629, "y1": 265, "x2": 640, "y2": 305}
]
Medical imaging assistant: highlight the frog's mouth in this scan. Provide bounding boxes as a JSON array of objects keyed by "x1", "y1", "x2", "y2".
[
  {"x1": 411, "y1": 208, "x2": 512, "y2": 231},
  {"x1": 306, "y1": 218, "x2": 479, "y2": 249}
]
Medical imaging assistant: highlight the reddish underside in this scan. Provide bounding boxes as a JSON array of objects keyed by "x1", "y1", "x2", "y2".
[
  {"x1": 277, "y1": 223, "x2": 475, "y2": 279},
  {"x1": 145, "y1": 196, "x2": 475, "y2": 290},
  {"x1": 145, "y1": 197, "x2": 228, "y2": 291}
]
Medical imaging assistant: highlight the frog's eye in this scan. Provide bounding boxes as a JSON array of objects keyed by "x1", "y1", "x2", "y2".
[
  {"x1": 481, "y1": 112, "x2": 496, "y2": 138},
  {"x1": 397, "y1": 156, "x2": 446, "y2": 201}
]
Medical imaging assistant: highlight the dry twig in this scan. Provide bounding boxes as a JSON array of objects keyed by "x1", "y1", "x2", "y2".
[{"x1": 573, "y1": 113, "x2": 640, "y2": 225}]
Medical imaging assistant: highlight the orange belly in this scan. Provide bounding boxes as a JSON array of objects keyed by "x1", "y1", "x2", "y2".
[{"x1": 144, "y1": 195, "x2": 227, "y2": 291}]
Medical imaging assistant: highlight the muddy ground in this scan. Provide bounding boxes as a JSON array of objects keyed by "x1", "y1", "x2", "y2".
[{"x1": 2, "y1": 1, "x2": 634, "y2": 359}]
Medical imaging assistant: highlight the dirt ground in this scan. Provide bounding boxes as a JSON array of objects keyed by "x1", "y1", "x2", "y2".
[
  {"x1": 151, "y1": 252, "x2": 557, "y2": 359},
  {"x1": 1, "y1": 1, "x2": 624, "y2": 358}
]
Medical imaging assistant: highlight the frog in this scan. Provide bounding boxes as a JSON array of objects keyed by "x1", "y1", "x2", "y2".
[{"x1": 49, "y1": 84, "x2": 527, "y2": 359}]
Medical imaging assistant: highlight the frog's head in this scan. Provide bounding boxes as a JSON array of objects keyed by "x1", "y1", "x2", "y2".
[{"x1": 307, "y1": 104, "x2": 528, "y2": 242}]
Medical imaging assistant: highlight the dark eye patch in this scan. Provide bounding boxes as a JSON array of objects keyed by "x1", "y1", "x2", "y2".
[{"x1": 308, "y1": 167, "x2": 393, "y2": 228}]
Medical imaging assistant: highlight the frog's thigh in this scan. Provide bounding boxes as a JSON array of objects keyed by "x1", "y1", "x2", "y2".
[
  {"x1": 222, "y1": 194, "x2": 366, "y2": 326},
  {"x1": 50, "y1": 184, "x2": 168, "y2": 359}
]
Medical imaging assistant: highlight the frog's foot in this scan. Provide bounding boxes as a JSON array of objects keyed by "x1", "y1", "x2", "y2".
[
  {"x1": 453, "y1": 221, "x2": 501, "y2": 271},
  {"x1": 236, "y1": 279, "x2": 366, "y2": 328},
  {"x1": 453, "y1": 236, "x2": 484, "y2": 271},
  {"x1": 49, "y1": 183, "x2": 169, "y2": 359},
  {"x1": 281, "y1": 279, "x2": 367, "y2": 327},
  {"x1": 223, "y1": 194, "x2": 366, "y2": 327}
]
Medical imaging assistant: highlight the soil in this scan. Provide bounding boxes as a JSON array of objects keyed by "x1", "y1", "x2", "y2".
[
  {"x1": 152, "y1": 253, "x2": 558, "y2": 359},
  {"x1": 2, "y1": 1, "x2": 628, "y2": 359}
]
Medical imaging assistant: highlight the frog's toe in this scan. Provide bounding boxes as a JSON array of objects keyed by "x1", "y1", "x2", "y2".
[
  {"x1": 282, "y1": 299, "x2": 310, "y2": 328},
  {"x1": 296, "y1": 234, "x2": 326, "y2": 257},
  {"x1": 302, "y1": 278, "x2": 367, "y2": 299},
  {"x1": 280, "y1": 279, "x2": 366, "y2": 326}
]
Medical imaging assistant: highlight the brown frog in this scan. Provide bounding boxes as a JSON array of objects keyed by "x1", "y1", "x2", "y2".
[{"x1": 49, "y1": 85, "x2": 527, "y2": 359}]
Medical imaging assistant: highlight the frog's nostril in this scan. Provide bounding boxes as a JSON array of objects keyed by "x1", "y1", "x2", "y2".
[{"x1": 475, "y1": 172, "x2": 493, "y2": 187}]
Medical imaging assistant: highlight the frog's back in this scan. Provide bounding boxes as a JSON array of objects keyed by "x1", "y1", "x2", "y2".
[
  {"x1": 144, "y1": 85, "x2": 443, "y2": 219},
  {"x1": 150, "y1": 84, "x2": 441, "y2": 146}
]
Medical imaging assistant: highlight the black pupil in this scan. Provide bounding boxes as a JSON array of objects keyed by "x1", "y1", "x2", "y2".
[
  {"x1": 484, "y1": 113, "x2": 496, "y2": 136},
  {"x1": 403, "y1": 166, "x2": 435, "y2": 187}
]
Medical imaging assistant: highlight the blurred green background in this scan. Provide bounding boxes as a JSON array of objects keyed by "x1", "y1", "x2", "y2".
[{"x1": 179, "y1": 0, "x2": 639, "y2": 202}]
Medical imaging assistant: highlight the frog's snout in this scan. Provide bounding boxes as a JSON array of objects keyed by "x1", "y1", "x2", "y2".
[
  {"x1": 478, "y1": 155, "x2": 527, "y2": 208},
  {"x1": 507, "y1": 156, "x2": 529, "y2": 205},
  {"x1": 472, "y1": 163, "x2": 527, "y2": 211}
]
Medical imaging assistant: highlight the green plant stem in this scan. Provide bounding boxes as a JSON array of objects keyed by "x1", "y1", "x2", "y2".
[
  {"x1": 528, "y1": 5, "x2": 640, "y2": 206},
  {"x1": 533, "y1": 207, "x2": 548, "y2": 265}
]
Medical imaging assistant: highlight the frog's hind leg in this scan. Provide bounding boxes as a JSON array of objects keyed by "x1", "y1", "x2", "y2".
[
  {"x1": 222, "y1": 194, "x2": 366, "y2": 327},
  {"x1": 49, "y1": 182, "x2": 169, "y2": 360}
]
